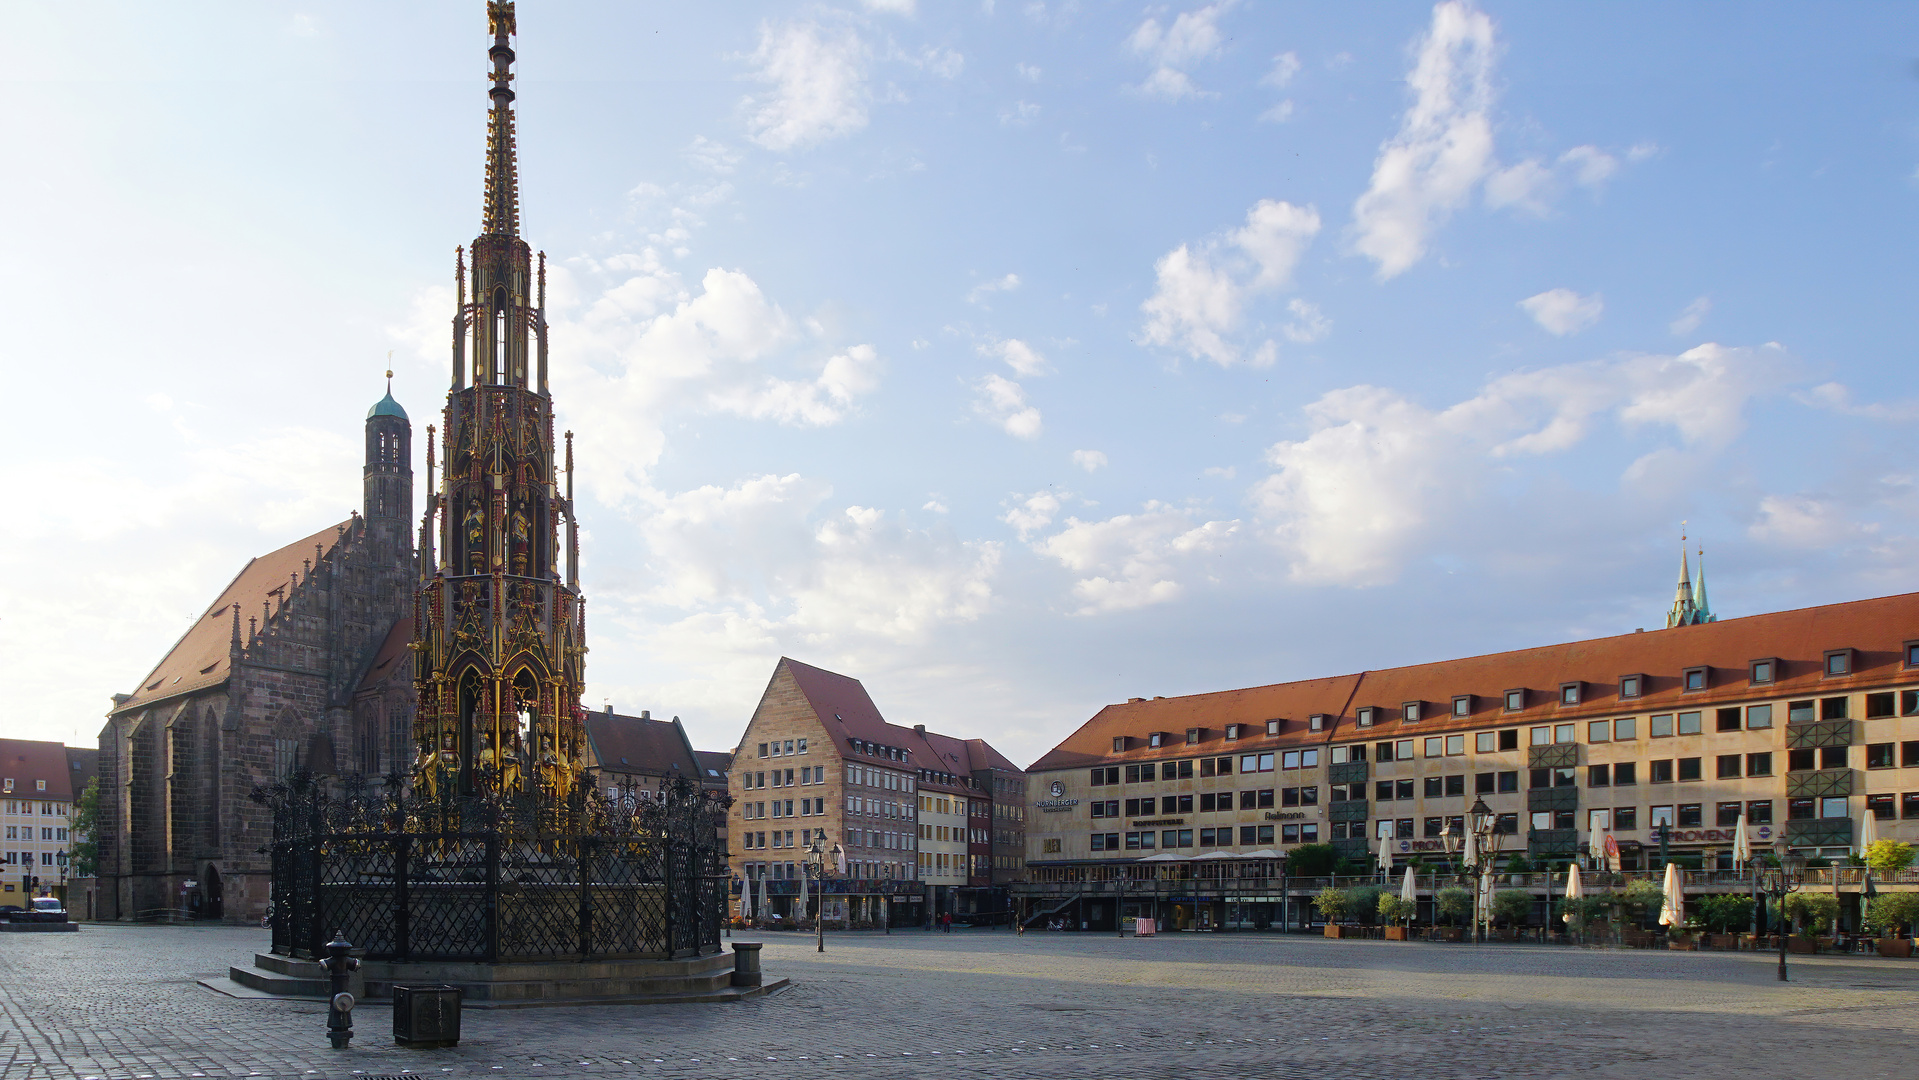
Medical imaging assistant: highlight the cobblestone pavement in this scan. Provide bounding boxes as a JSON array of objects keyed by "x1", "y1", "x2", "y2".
[{"x1": 3, "y1": 924, "x2": 1917, "y2": 1080}]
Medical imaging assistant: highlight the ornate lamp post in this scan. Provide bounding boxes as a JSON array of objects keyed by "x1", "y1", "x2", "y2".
[
  {"x1": 1760, "y1": 837, "x2": 1806, "y2": 982},
  {"x1": 804, "y1": 837, "x2": 844, "y2": 953},
  {"x1": 1443, "y1": 797, "x2": 1504, "y2": 944}
]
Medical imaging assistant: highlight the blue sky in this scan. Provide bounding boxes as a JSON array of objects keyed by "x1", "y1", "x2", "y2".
[{"x1": 7, "y1": 1, "x2": 1919, "y2": 766}]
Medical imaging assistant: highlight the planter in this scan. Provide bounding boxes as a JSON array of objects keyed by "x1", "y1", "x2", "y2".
[
  {"x1": 1705, "y1": 934, "x2": 1740, "y2": 951},
  {"x1": 1667, "y1": 937, "x2": 1698, "y2": 951},
  {"x1": 1437, "y1": 927, "x2": 1464, "y2": 942},
  {"x1": 1324, "y1": 924, "x2": 1347, "y2": 938},
  {"x1": 1787, "y1": 936, "x2": 1818, "y2": 955},
  {"x1": 1384, "y1": 926, "x2": 1409, "y2": 941},
  {"x1": 1877, "y1": 937, "x2": 1913, "y2": 959}
]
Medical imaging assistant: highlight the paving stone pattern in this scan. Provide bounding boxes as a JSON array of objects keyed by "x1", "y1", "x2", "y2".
[{"x1": 3, "y1": 924, "x2": 1917, "y2": 1080}]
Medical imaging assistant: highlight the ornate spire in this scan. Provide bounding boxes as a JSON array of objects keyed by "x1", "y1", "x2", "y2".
[
  {"x1": 481, "y1": 1, "x2": 521, "y2": 238},
  {"x1": 1693, "y1": 548, "x2": 1714, "y2": 623},
  {"x1": 1666, "y1": 528, "x2": 1697, "y2": 628}
]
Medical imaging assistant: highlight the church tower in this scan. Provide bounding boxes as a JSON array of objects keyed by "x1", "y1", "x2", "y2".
[
  {"x1": 364, "y1": 372, "x2": 413, "y2": 566},
  {"x1": 412, "y1": 0, "x2": 586, "y2": 807}
]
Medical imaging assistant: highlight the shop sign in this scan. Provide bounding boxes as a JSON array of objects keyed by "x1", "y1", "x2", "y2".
[
  {"x1": 1034, "y1": 798, "x2": 1080, "y2": 813},
  {"x1": 1397, "y1": 840, "x2": 1449, "y2": 852},
  {"x1": 1629, "y1": 827, "x2": 1771, "y2": 844},
  {"x1": 1263, "y1": 811, "x2": 1309, "y2": 821},
  {"x1": 1132, "y1": 817, "x2": 1186, "y2": 827}
]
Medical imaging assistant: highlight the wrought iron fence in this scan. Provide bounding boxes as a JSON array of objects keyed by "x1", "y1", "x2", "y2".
[{"x1": 255, "y1": 770, "x2": 728, "y2": 962}]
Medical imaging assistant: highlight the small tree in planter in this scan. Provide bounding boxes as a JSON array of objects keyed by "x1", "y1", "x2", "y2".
[
  {"x1": 1621, "y1": 878, "x2": 1664, "y2": 926},
  {"x1": 1782, "y1": 892, "x2": 1840, "y2": 949},
  {"x1": 1864, "y1": 839, "x2": 1915, "y2": 879},
  {"x1": 1435, "y1": 886, "x2": 1473, "y2": 939},
  {"x1": 1314, "y1": 886, "x2": 1349, "y2": 936},
  {"x1": 1377, "y1": 895, "x2": 1414, "y2": 939},
  {"x1": 1863, "y1": 892, "x2": 1919, "y2": 956},
  {"x1": 1557, "y1": 894, "x2": 1607, "y2": 940},
  {"x1": 1503, "y1": 854, "x2": 1533, "y2": 884},
  {"x1": 1490, "y1": 889, "x2": 1533, "y2": 936},
  {"x1": 1345, "y1": 885, "x2": 1383, "y2": 927},
  {"x1": 1287, "y1": 844, "x2": 1340, "y2": 878}
]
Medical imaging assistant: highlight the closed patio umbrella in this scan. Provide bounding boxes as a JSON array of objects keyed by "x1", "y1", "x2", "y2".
[
  {"x1": 1400, "y1": 864, "x2": 1418, "y2": 904},
  {"x1": 798, "y1": 864, "x2": 809, "y2": 917},
  {"x1": 1731, "y1": 814, "x2": 1751, "y2": 868},
  {"x1": 1858, "y1": 805, "x2": 1879, "y2": 851},
  {"x1": 1563, "y1": 860, "x2": 1582, "y2": 910},
  {"x1": 1377, "y1": 842, "x2": 1392, "y2": 876},
  {"x1": 1658, "y1": 860, "x2": 1684, "y2": 929}
]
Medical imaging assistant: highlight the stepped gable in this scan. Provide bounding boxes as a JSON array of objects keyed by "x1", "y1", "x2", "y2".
[{"x1": 113, "y1": 520, "x2": 353, "y2": 715}]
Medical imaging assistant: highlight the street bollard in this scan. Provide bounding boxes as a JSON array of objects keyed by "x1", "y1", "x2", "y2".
[
  {"x1": 323, "y1": 931, "x2": 360, "y2": 1049},
  {"x1": 729, "y1": 941, "x2": 763, "y2": 987}
]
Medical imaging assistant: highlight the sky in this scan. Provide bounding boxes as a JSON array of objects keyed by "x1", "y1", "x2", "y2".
[{"x1": 6, "y1": 1, "x2": 1919, "y2": 768}]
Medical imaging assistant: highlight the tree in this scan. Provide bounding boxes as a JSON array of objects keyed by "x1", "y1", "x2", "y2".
[
  {"x1": 1621, "y1": 878, "x2": 1664, "y2": 919},
  {"x1": 1693, "y1": 894, "x2": 1754, "y2": 934},
  {"x1": 1435, "y1": 886, "x2": 1473, "y2": 926},
  {"x1": 1782, "y1": 892, "x2": 1840, "y2": 934},
  {"x1": 1491, "y1": 889, "x2": 1533, "y2": 927},
  {"x1": 1312, "y1": 886, "x2": 1348, "y2": 922},
  {"x1": 1557, "y1": 894, "x2": 1607, "y2": 932},
  {"x1": 1377, "y1": 895, "x2": 1414, "y2": 924},
  {"x1": 1863, "y1": 839, "x2": 1915, "y2": 878},
  {"x1": 1286, "y1": 844, "x2": 1339, "y2": 877},
  {"x1": 1344, "y1": 885, "x2": 1382, "y2": 925},
  {"x1": 68, "y1": 777, "x2": 100, "y2": 878},
  {"x1": 1862, "y1": 892, "x2": 1919, "y2": 937},
  {"x1": 1503, "y1": 854, "x2": 1533, "y2": 875}
]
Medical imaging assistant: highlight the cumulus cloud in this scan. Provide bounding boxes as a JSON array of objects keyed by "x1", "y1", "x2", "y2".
[
  {"x1": 862, "y1": 0, "x2": 916, "y2": 11},
  {"x1": 967, "y1": 273, "x2": 1020, "y2": 303},
  {"x1": 1748, "y1": 494, "x2": 1872, "y2": 550},
  {"x1": 1262, "y1": 51, "x2": 1302, "y2": 88},
  {"x1": 999, "y1": 100, "x2": 1041, "y2": 126},
  {"x1": 1252, "y1": 343, "x2": 1796, "y2": 585},
  {"x1": 1127, "y1": 2, "x2": 1235, "y2": 100},
  {"x1": 1519, "y1": 288, "x2": 1603, "y2": 336},
  {"x1": 1032, "y1": 503, "x2": 1241, "y2": 613},
  {"x1": 742, "y1": 21, "x2": 870, "y2": 152},
  {"x1": 1282, "y1": 299, "x2": 1331, "y2": 343},
  {"x1": 1350, "y1": 1, "x2": 1497, "y2": 279},
  {"x1": 974, "y1": 373, "x2": 1043, "y2": 439},
  {"x1": 1002, "y1": 491, "x2": 1062, "y2": 539},
  {"x1": 1141, "y1": 200, "x2": 1321, "y2": 365},
  {"x1": 982, "y1": 338, "x2": 1048, "y2": 376},
  {"x1": 1670, "y1": 296, "x2": 1710, "y2": 336},
  {"x1": 1072, "y1": 449, "x2": 1109, "y2": 473}
]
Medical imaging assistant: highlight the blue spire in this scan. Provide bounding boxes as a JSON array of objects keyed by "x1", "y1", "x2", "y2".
[{"x1": 368, "y1": 369, "x2": 408, "y2": 420}]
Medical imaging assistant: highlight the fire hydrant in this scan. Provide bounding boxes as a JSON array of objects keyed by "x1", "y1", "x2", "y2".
[{"x1": 323, "y1": 932, "x2": 360, "y2": 1049}]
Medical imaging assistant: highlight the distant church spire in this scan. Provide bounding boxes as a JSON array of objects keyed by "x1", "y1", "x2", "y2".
[
  {"x1": 1666, "y1": 526, "x2": 1717, "y2": 627},
  {"x1": 1693, "y1": 548, "x2": 1714, "y2": 623}
]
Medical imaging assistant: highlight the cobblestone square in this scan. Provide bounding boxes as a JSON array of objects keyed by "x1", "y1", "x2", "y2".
[{"x1": 3, "y1": 924, "x2": 1916, "y2": 1080}]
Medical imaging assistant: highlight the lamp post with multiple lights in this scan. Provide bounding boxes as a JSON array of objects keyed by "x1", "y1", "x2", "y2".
[
  {"x1": 1760, "y1": 837, "x2": 1806, "y2": 982},
  {"x1": 804, "y1": 836, "x2": 845, "y2": 953},
  {"x1": 1442, "y1": 796, "x2": 1505, "y2": 944}
]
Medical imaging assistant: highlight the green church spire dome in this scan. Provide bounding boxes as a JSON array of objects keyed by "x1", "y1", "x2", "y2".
[{"x1": 368, "y1": 369, "x2": 408, "y2": 420}]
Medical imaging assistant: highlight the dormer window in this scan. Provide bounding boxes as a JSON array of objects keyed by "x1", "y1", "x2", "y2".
[
  {"x1": 1265, "y1": 720, "x2": 1281, "y2": 736},
  {"x1": 1824, "y1": 649, "x2": 1853, "y2": 676},
  {"x1": 1683, "y1": 667, "x2": 1708, "y2": 692},
  {"x1": 1309, "y1": 714, "x2": 1326, "y2": 732},
  {"x1": 1560, "y1": 682, "x2": 1582, "y2": 706},
  {"x1": 1452, "y1": 695, "x2": 1472, "y2": 718},
  {"x1": 1619, "y1": 675, "x2": 1642, "y2": 699},
  {"x1": 1185, "y1": 728, "x2": 1201, "y2": 745},
  {"x1": 1504, "y1": 689, "x2": 1525, "y2": 712},
  {"x1": 1149, "y1": 732, "x2": 1164, "y2": 748},
  {"x1": 1402, "y1": 701, "x2": 1422, "y2": 723},
  {"x1": 1113, "y1": 736, "x2": 1128, "y2": 752},
  {"x1": 1225, "y1": 724, "x2": 1241, "y2": 741},
  {"x1": 1356, "y1": 707, "x2": 1376, "y2": 728}
]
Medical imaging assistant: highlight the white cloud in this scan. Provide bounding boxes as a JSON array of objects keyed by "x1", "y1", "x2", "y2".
[
  {"x1": 1349, "y1": 1, "x2": 1497, "y2": 279},
  {"x1": 1797, "y1": 381, "x2": 1919, "y2": 422},
  {"x1": 1560, "y1": 145, "x2": 1619, "y2": 187},
  {"x1": 1670, "y1": 296, "x2": 1711, "y2": 336},
  {"x1": 967, "y1": 273, "x2": 1021, "y2": 303},
  {"x1": 999, "y1": 100, "x2": 1041, "y2": 126},
  {"x1": 974, "y1": 373, "x2": 1043, "y2": 439},
  {"x1": 1141, "y1": 200, "x2": 1321, "y2": 365},
  {"x1": 1002, "y1": 491, "x2": 1062, "y2": 539},
  {"x1": 742, "y1": 22, "x2": 870, "y2": 152},
  {"x1": 1251, "y1": 343, "x2": 1796, "y2": 585},
  {"x1": 1282, "y1": 298, "x2": 1331, "y2": 343},
  {"x1": 1519, "y1": 288, "x2": 1603, "y2": 336},
  {"x1": 1032, "y1": 503, "x2": 1241, "y2": 613},
  {"x1": 1127, "y1": 2, "x2": 1235, "y2": 101},
  {"x1": 983, "y1": 338, "x2": 1048, "y2": 377},
  {"x1": 922, "y1": 499, "x2": 949, "y2": 513},
  {"x1": 918, "y1": 47, "x2": 964, "y2": 79},
  {"x1": 707, "y1": 344, "x2": 885, "y2": 426},
  {"x1": 1483, "y1": 158, "x2": 1555, "y2": 217},
  {"x1": 1072, "y1": 449, "x2": 1109, "y2": 473},
  {"x1": 862, "y1": 0, "x2": 917, "y2": 11},
  {"x1": 1262, "y1": 51, "x2": 1302, "y2": 88},
  {"x1": 1017, "y1": 62, "x2": 1042, "y2": 82},
  {"x1": 1748, "y1": 494, "x2": 1871, "y2": 550},
  {"x1": 1258, "y1": 100, "x2": 1296, "y2": 124}
]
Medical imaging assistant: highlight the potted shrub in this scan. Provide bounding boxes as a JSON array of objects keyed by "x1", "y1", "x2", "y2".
[
  {"x1": 1782, "y1": 892, "x2": 1840, "y2": 952},
  {"x1": 1435, "y1": 886, "x2": 1473, "y2": 941},
  {"x1": 1490, "y1": 889, "x2": 1532, "y2": 940},
  {"x1": 1556, "y1": 894, "x2": 1606, "y2": 944},
  {"x1": 1314, "y1": 886, "x2": 1350, "y2": 937},
  {"x1": 1503, "y1": 854, "x2": 1533, "y2": 886},
  {"x1": 1378, "y1": 895, "x2": 1414, "y2": 940},
  {"x1": 1695, "y1": 895, "x2": 1754, "y2": 950},
  {"x1": 1863, "y1": 892, "x2": 1919, "y2": 958}
]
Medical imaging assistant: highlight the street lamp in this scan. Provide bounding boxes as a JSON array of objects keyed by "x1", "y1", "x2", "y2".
[
  {"x1": 1760, "y1": 837, "x2": 1806, "y2": 982},
  {"x1": 1443, "y1": 796, "x2": 1505, "y2": 944},
  {"x1": 804, "y1": 836, "x2": 843, "y2": 953}
]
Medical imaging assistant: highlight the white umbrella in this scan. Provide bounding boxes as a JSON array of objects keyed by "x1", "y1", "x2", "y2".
[
  {"x1": 1731, "y1": 814, "x2": 1751, "y2": 868},
  {"x1": 1476, "y1": 868, "x2": 1495, "y2": 933},
  {"x1": 1463, "y1": 836, "x2": 1479, "y2": 870},
  {"x1": 1658, "y1": 860, "x2": 1684, "y2": 928},
  {"x1": 1588, "y1": 830, "x2": 1604, "y2": 864},
  {"x1": 1376, "y1": 842, "x2": 1392, "y2": 876},
  {"x1": 1399, "y1": 864, "x2": 1417, "y2": 904},
  {"x1": 758, "y1": 874, "x2": 769, "y2": 918},
  {"x1": 798, "y1": 864, "x2": 810, "y2": 917},
  {"x1": 1859, "y1": 806, "x2": 1879, "y2": 851}
]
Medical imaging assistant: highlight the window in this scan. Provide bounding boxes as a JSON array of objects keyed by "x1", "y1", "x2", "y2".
[
  {"x1": 1356, "y1": 707, "x2": 1376, "y2": 728},
  {"x1": 1788, "y1": 748, "x2": 1815, "y2": 772},
  {"x1": 1910, "y1": 642, "x2": 1919, "y2": 668},
  {"x1": 1091, "y1": 833, "x2": 1119, "y2": 851},
  {"x1": 1787, "y1": 798, "x2": 1814, "y2": 820},
  {"x1": 1747, "y1": 752, "x2": 1772, "y2": 777},
  {"x1": 1822, "y1": 696, "x2": 1849, "y2": 720},
  {"x1": 1650, "y1": 759, "x2": 1674, "y2": 784},
  {"x1": 1165, "y1": 794, "x2": 1194, "y2": 814},
  {"x1": 1446, "y1": 734, "x2": 1465, "y2": 756},
  {"x1": 1090, "y1": 766, "x2": 1118, "y2": 786},
  {"x1": 1476, "y1": 772, "x2": 1495, "y2": 794},
  {"x1": 1376, "y1": 780, "x2": 1394, "y2": 802},
  {"x1": 1266, "y1": 720, "x2": 1281, "y2": 736},
  {"x1": 757, "y1": 743, "x2": 768, "y2": 758},
  {"x1": 1402, "y1": 702, "x2": 1421, "y2": 723},
  {"x1": 1186, "y1": 729, "x2": 1200, "y2": 745},
  {"x1": 1677, "y1": 712, "x2": 1702, "y2": 736},
  {"x1": 1163, "y1": 829, "x2": 1194, "y2": 848},
  {"x1": 1376, "y1": 741, "x2": 1396, "y2": 762},
  {"x1": 1905, "y1": 793, "x2": 1919, "y2": 820},
  {"x1": 1820, "y1": 796, "x2": 1849, "y2": 819},
  {"x1": 1677, "y1": 757, "x2": 1702, "y2": 782},
  {"x1": 1149, "y1": 733, "x2": 1164, "y2": 748},
  {"x1": 1750, "y1": 659, "x2": 1775, "y2": 685},
  {"x1": 1225, "y1": 724, "x2": 1240, "y2": 741},
  {"x1": 1423, "y1": 817, "x2": 1444, "y2": 838},
  {"x1": 1498, "y1": 771, "x2": 1519, "y2": 793},
  {"x1": 1589, "y1": 808, "x2": 1612, "y2": 832},
  {"x1": 1588, "y1": 720, "x2": 1610, "y2": 743},
  {"x1": 1683, "y1": 667, "x2": 1707, "y2": 692},
  {"x1": 1863, "y1": 692, "x2": 1894, "y2": 719},
  {"x1": 1554, "y1": 767, "x2": 1576, "y2": 788},
  {"x1": 1453, "y1": 696, "x2": 1473, "y2": 717},
  {"x1": 797, "y1": 738, "x2": 807, "y2": 753},
  {"x1": 1825, "y1": 649, "x2": 1852, "y2": 676},
  {"x1": 1613, "y1": 762, "x2": 1636, "y2": 786},
  {"x1": 1821, "y1": 745, "x2": 1848, "y2": 770},
  {"x1": 1717, "y1": 754, "x2": 1742, "y2": 780},
  {"x1": 1529, "y1": 768, "x2": 1551, "y2": 790},
  {"x1": 1475, "y1": 731, "x2": 1496, "y2": 753},
  {"x1": 1614, "y1": 807, "x2": 1637, "y2": 830},
  {"x1": 1395, "y1": 740, "x2": 1413, "y2": 761},
  {"x1": 1613, "y1": 717, "x2": 1636, "y2": 740},
  {"x1": 1716, "y1": 801, "x2": 1742, "y2": 827},
  {"x1": 1789, "y1": 700, "x2": 1815, "y2": 724},
  {"x1": 1650, "y1": 805, "x2": 1675, "y2": 828},
  {"x1": 1531, "y1": 727, "x2": 1550, "y2": 747},
  {"x1": 1867, "y1": 743, "x2": 1896, "y2": 769},
  {"x1": 1746, "y1": 800, "x2": 1773, "y2": 825},
  {"x1": 1125, "y1": 831, "x2": 1155, "y2": 850},
  {"x1": 1906, "y1": 742, "x2": 1919, "y2": 768},
  {"x1": 1677, "y1": 804, "x2": 1702, "y2": 828},
  {"x1": 1867, "y1": 793, "x2": 1895, "y2": 821},
  {"x1": 1554, "y1": 724, "x2": 1575, "y2": 744},
  {"x1": 1561, "y1": 683, "x2": 1582, "y2": 705},
  {"x1": 1500, "y1": 729, "x2": 1520, "y2": 751},
  {"x1": 1505, "y1": 689, "x2": 1525, "y2": 712},
  {"x1": 1424, "y1": 776, "x2": 1442, "y2": 798},
  {"x1": 1589, "y1": 764, "x2": 1611, "y2": 787},
  {"x1": 1424, "y1": 737, "x2": 1443, "y2": 758},
  {"x1": 1091, "y1": 800, "x2": 1117, "y2": 818},
  {"x1": 1712, "y1": 708, "x2": 1740, "y2": 733},
  {"x1": 1619, "y1": 675, "x2": 1641, "y2": 699},
  {"x1": 1650, "y1": 714, "x2": 1674, "y2": 738},
  {"x1": 1330, "y1": 746, "x2": 1351, "y2": 765},
  {"x1": 1239, "y1": 754, "x2": 1275, "y2": 774},
  {"x1": 1494, "y1": 812, "x2": 1519, "y2": 835},
  {"x1": 1127, "y1": 763, "x2": 1156, "y2": 783},
  {"x1": 1529, "y1": 811, "x2": 1551, "y2": 832},
  {"x1": 1112, "y1": 737, "x2": 1127, "y2": 753}
]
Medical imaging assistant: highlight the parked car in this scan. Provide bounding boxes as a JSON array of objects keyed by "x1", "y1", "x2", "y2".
[{"x1": 5, "y1": 898, "x2": 69, "y2": 924}]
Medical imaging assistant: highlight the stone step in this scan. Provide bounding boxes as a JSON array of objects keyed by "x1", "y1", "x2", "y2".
[
  {"x1": 251, "y1": 951, "x2": 325, "y2": 978},
  {"x1": 227, "y1": 962, "x2": 330, "y2": 998}
]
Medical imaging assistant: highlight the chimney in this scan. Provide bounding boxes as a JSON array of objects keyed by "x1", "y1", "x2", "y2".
[
  {"x1": 914, "y1": 724, "x2": 926, "y2": 735},
  {"x1": 641, "y1": 709, "x2": 651, "y2": 720},
  {"x1": 1128, "y1": 697, "x2": 1145, "y2": 704},
  {"x1": 604, "y1": 704, "x2": 614, "y2": 715}
]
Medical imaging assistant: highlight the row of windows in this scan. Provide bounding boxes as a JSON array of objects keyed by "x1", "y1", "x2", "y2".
[
  {"x1": 1, "y1": 827, "x2": 65, "y2": 841},
  {"x1": 1087, "y1": 823, "x2": 1312, "y2": 851},
  {"x1": 741, "y1": 798, "x2": 830, "y2": 819},
  {"x1": 0, "y1": 801, "x2": 64, "y2": 816},
  {"x1": 847, "y1": 796, "x2": 908, "y2": 818},
  {"x1": 742, "y1": 766, "x2": 825, "y2": 789},
  {"x1": 755, "y1": 738, "x2": 809, "y2": 758},
  {"x1": 2, "y1": 852, "x2": 59, "y2": 865}
]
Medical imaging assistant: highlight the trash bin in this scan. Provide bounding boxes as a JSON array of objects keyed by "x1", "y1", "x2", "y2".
[{"x1": 392, "y1": 985, "x2": 462, "y2": 1048}]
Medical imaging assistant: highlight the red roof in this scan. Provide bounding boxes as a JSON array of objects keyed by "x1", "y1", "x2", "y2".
[
  {"x1": 0, "y1": 739, "x2": 76, "y2": 801},
  {"x1": 1028, "y1": 590, "x2": 1919, "y2": 773},
  {"x1": 774, "y1": 658, "x2": 1017, "y2": 791}
]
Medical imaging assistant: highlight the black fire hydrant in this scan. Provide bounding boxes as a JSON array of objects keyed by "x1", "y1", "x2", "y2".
[{"x1": 323, "y1": 932, "x2": 360, "y2": 1049}]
